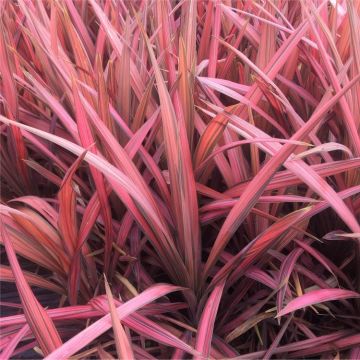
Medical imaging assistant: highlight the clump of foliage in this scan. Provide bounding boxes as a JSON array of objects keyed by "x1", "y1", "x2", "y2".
[{"x1": 1, "y1": 0, "x2": 360, "y2": 358}]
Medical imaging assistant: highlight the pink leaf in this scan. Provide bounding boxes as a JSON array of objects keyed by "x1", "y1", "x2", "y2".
[{"x1": 277, "y1": 289, "x2": 360, "y2": 317}]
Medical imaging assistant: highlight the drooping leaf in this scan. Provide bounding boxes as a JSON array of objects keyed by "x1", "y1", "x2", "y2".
[{"x1": 277, "y1": 289, "x2": 360, "y2": 317}]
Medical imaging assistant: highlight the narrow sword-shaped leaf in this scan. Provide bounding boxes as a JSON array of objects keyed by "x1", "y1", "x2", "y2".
[
  {"x1": 0, "y1": 218, "x2": 62, "y2": 355},
  {"x1": 277, "y1": 289, "x2": 360, "y2": 317},
  {"x1": 104, "y1": 276, "x2": 134, "y2": 359},
  {"x1": 137, "y1": 13, "x2": 200, "y2": 290},
  {"x1": 58, "y1": 150, "x2": 86, "y2": 257},
  {"x1": 44, "y1": 284, "x2": 184, "y2": 359},
  {"x1": 195, "y1": 281, "x2": 225, "y2": 360},
  {"x1": 1, "y1": 324, "x2": 30, "y2": 360}
]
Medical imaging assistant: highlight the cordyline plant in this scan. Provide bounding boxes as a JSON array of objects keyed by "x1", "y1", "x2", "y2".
[{"x1": 0, "y1": 0, "x2": 360, "y2": 358}]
